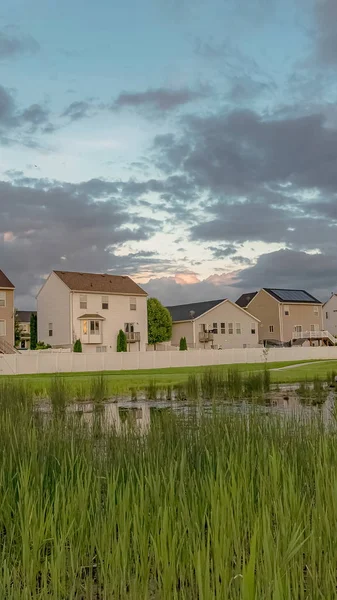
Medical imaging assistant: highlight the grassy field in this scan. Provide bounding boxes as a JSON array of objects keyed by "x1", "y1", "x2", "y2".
[
  {"x1": 0, "y1": 388, "x2": 337, "y2": 598},
  {"x1": 3, "y1": 359, "x2": 337, "y2": 397}
]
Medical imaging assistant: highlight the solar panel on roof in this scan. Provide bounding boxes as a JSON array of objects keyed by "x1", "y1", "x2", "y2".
[{"x1": 270, "y1": 289, "x2": 313, "y2": 302}]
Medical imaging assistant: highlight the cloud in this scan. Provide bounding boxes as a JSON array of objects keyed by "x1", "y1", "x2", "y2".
[
  {"x1": 61, "y1": 100, "x2": 95, "y2": 121},
  {"x1": 0, "y1": 27, "x2": 39, "y2": 60},
  {"x1": 0, "y1": 176, "x2": 163, "y2": 307},
  {"x1": 314, "y1": 0, "x2": 337, "y2": 65},
  {"x1": 0, "y1": 85, "x2": 53, "y2": 142},
  {"x1": 111, "y1": 86, "x2": 207, "y2": 114}
]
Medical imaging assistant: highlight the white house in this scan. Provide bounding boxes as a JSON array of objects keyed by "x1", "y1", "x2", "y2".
[
  {"x1": 323, "y1": 293, "x2": 337, "y2": 338},
  {"x1": 166, "y1": 299, "x2": 260, "y2": 349},
  {"x1": 37, "y1": 271, "x2": 148, "y2": 353}
]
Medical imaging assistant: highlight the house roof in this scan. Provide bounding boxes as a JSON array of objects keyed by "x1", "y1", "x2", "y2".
[
  {"x1": 0, "y1": 270, "x2": 14, "y2": 289},
  {"x1": 78, "y1": 313, "x2": 105, "y2": 320},
  {"x1": 166, "y1": 299, "x2": 226, "y2": 322},
  {"x1": 235, "y1": 292, "x2": 258, "y2": 308},
  {"x1": 264, "y1": 288, "x2": 321, "y2": 304},
  {"x1": 53, "y1": 271, "x2": 147, "y2": 296},
  {"x1": 16, "y1": 310, "x2": 36, "y2": 323}
]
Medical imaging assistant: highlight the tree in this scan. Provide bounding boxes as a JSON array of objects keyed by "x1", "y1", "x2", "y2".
[
  {"x1": 117, "y1": 329, "x2": 127, "y2": 352},
  {"x1": 73, "y1": 339, "x2": 82, "y2": 352},
  {"x1": 179, "y1": 336, "x2": 187, "y2": 351},
  {"x1": 14, "y1": 309, "x2": 23, "y2": 347},
  {"x1": 147, "y1": 298, "x2": 172, "y2": 349},
  {"x1": 30, "y1": 313, "x2": 37, "y2": 350}
]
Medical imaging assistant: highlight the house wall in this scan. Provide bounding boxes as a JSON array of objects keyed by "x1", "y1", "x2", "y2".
[
  {"x1": 0, "y1": 289, "x2": 14, "y2": 346},
  {"x1": 246, "y1": 290, "x2": 281, "y2": 342},
  {"x1": 280, "y1": 303, "x2": 323, "y2": 342},
  {"x1": 171, "y1": 322, "x2": 194, "y2": 346},
  {"x1": 37, "y1": 273, "x2": 71, "y2": 347},
  {"x1": 194, "y1": 300, "x2": 260, "y2": 349},
  {"x1": 71, "y1": 292, "x2": 148, "y2": 352},
  {"x1": 19, "y1": 321, "x2": 31, "y2": 349},
  {"x1": 323, "y1": 295, "x2": 337, "y2": 337}
]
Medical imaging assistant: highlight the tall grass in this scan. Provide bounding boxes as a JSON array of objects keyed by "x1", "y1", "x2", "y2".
[{"x1": 0, "y1": 387, "x2": 337, "y2": 597}]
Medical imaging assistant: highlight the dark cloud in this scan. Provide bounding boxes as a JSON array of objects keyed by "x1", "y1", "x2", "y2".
[
  {"x1": 61, "y1": 100, "x2": 94, "y2": 121},
  {"x1": 228, "y1": 76, "x2": 276, "y2": 102},
  {"x1": 21, "y1": 104, "x2": 49, "y2": 126},
  {"x1": 208, "y1": 245, "x2": 237, "y2": 258},
  {"x1": 0, "y1": 85, "x2": 53, "y2": 142},
  {"x1": 111, "y1": 87, "x2": 207, "y2": 114},
  {"x1": 143, "y1": 275, "x2": 239, "y2": 306},
  {"x1": 0, "y1": 28, "x2": 39, "y2": 59},
  {"x1": 0, "y1": 177, "x2": 163, "y2": 307}
]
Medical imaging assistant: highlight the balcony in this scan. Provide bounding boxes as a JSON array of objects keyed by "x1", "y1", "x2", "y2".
[
  {"x1": 199, "y1": 331, "x2": 214, "y2": 343},
  {"x1": 126, "y1": 331, "x2": 140, "y2": 343}
]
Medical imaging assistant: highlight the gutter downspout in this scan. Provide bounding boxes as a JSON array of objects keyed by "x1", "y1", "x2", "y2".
[{"x1": 192, "y1": 319, "x2": 196, "y2": 348}]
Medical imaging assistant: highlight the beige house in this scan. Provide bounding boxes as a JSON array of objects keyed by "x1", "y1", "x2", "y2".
[
  {"x1": 236, "y1": 288, "x2": 327, "y2": 346},
  {"x1": 37, "y1": 271, "x2": 148, "y2": 353},
  {"x1": 323, "y1": 293, "x2": 337, "y2": 338},
  {"x1": 0, "y1": 270, "x2": 15, "y2": 352},
  {"x1": 166, "y1": 299, "x2": 260, "y2": 349},
  {"x1": 16, "y1": 311, "x2": 36, "y2": 350}
]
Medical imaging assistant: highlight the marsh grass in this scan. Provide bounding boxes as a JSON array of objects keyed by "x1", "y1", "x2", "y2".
[
  {"x1": 90, "y1": 374, "x2": 108, "y2": 403},
  {"x1": 0, "y1": 394, "x2": 337, "y2": 598}
]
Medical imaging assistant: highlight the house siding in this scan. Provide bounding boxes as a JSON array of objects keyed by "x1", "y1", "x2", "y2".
[
  {"x1": 37, "y1": 273, "x2": 71, "y2": 347},
  {"x1": 0, "y1": 289, "x2": 14, "y2": 346},
  {"x1": 280, "y1": 303, "x2": 323, "y2": 342},
  {"x1": 194, "y1": 300, "x2": 259, "y2": 349},
  {"x1": 171, "y1": 322, "x2": 194, "y2": 347},
  {"x1": 245, "y1": 290, "x2": 281, "y2": 343},
  {"x1": 324, "y1": 296, "x2": 337, "y2": 337},
  {"x1": 72, "y1": 291, "x2": 148, "y2": 352}
]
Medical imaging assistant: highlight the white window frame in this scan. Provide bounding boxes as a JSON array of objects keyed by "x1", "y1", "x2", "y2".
[
  {"x1": 80, "y1": 295, "x2": 87, "y2": 310},
  {"x1": 130, "y1": 297, "x2": 137, "y2": 311},
  {"x1": 220, "y1": 322, "x2": 225, "y2": 334},
  {"x1": 124, "y1": 322, "x2": 134, "y2": 333},
  {"x1": 294, "y1": 325, "x2": 302, "y2": 333},
  {"x1": 310, "y1": 324, "x2": 319, "y2": 332},
  {"x1": 48, "y1": 322, "x2": 53, "y2": 337},
  {"x1": 102, "y1": 296, "x2": 109, "y2": 310},
  {"x1": 251, "y1": 323, "x2": 256, "y2": 334},
  {"x1": 284, "y1": 305, "x2": 290, "y2": 316},
  {"x1": 269, "y1": 325, "x2": 274, "y2": 333},
  {"x1": 236, "y1": 323, "x2": 241, "y2": 334},
  {"x1": 0, "y1": 320, "x2": 6, "y2": 336},
  {"x1": 313, "y1": 306, "x2": 319, "y2": 315},
  {"x1": 96, "y1": 346, "x2": 107, "y2": 353},
  {"x1": 212, "y1": 322, "x2": 218, "y2": 334},
  {"x1": 90, "y1": 320, "x2": 100, "y2": 335},
  {"x1": 0, "y1": 292, "x2": 6, "y2": 308},
  {"x1": 228, "y1": 322, "x2": 233, "y2": 335}
]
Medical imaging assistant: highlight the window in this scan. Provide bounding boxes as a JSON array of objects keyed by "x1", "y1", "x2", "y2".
[
  {"x1": 124, "y1": 322, "x2": 134, "y2": 333},
  {"x1": 102, "y1": 296, "x2": 109, "y2": 310},
  {"x1": 221, "y1": 322, "x2": 225, "y2": 334},
  {"x1": 0, "y1": 292, "x2": 6, "y2": 307},
  {"x1": 326, "y1": 311, "x2": 329, "y2": 319},
  {"x1": 314, "y1": 306, "x2": 319, "y2": 315},
  {"x1": 269, "y1": 325, "x2": 274, "y2": 333},
  {"x1": 130, "y1": 297, "x2": 137, "y2": 311},
  {"x1": 294, "y1": 325, "x2": 302, "y2": 333},
  {"x1": 96, "y1": 346, "x2": 107, "y2": 353},
  {"x1": 310, "y1": 324, "x2": 318, "y2": 332},
  {"x1": 228, "y1": 322, "x2": 233, "y2": 334},
  {"x1": 236, "y1": 323, "x2": 241, "y2": 334},
  {"x1": 251, "y1": 323, "x2": 256, "y2": 334},
  {"x1": 212, "y1": 322, "x2": 218, "y2": 334},
  {"x1": 284, "y1": 305, "x2": 290, "y2": 316},
  {"x1": 82, "y1": 320, "x2": 88, "y2": 335},
  {"x1": 80, "y1": 295, "x2": 87, "y2": 309},
  {"x1": 0, "y1": 320, "x2": 5, "y2": 336},
  {"x1": 90, "y1": 320, "x2": 100, "y2": 334},
  {"x1": 48, "y1": 322, "x2": 53, "y2": 337}
]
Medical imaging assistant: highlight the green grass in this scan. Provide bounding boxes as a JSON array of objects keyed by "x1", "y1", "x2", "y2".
[
  {"x1": 1, "y1": 389, "x2": 337, "y2": 597},
  {"x1": 2, "y1": 359, "x2": 334, "y2": 397}
]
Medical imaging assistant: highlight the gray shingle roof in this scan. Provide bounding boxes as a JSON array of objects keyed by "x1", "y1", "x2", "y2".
[
  {"x1": 16, "y1": 310, "x2": 36, "y2": 323},
  {"x1": 166, "y1": 299, "x2": 226, "y2": 322},
  {"x1": 235, "y1": 292, "x2": 257, "y2": 308}
]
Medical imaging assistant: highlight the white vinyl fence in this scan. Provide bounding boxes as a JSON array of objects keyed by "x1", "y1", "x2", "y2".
[{"x1": 1, "y1": 346, "x2": 337, "y2": 375}]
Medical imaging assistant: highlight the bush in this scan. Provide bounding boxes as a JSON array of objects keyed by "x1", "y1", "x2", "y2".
[
  {"x1": 36, "y1": 341, "x2": 52, "y2": 349},
  {"x1": 179, "y1": 336, "x2": 187, "y2": 350},
  {"x1": 73, "y1": 339, "x2": 82, "y2": 353},
  {"x1": 117, "y1": 329, "x2": 127, "y2": 352}
]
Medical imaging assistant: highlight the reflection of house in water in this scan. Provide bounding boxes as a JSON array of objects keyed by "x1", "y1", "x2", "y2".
[{"x1": 79, "y1": 403, "x2": 151, "y2": 434}]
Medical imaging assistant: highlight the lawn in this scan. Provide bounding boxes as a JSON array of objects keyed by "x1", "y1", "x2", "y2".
[{"x1": 3, "y1": 359, "x2": 337, "y2": 396}]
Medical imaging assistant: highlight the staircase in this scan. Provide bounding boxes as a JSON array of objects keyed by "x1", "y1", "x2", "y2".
[
  {"x1": 292, "y1": 330, "x2": 336, "y2": 346},
  {"x1": 0, "y1": 339, "x2": 19, "y2": 354}
]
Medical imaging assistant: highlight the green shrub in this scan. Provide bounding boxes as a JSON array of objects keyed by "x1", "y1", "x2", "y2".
[
  {"x1": 179, "y1": 336, "x2": 188, "y2": 350},
  {"x1": 73, "y1": 339, "x2": 82, "y2": 352},
  {"x1": 117, "y1": 329, "x2": 127, "y2": 352}
]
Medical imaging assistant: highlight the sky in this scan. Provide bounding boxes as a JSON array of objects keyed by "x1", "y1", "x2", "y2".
[{"x1": 1, "y1": 0, "x2": 337, "y2": 308}]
